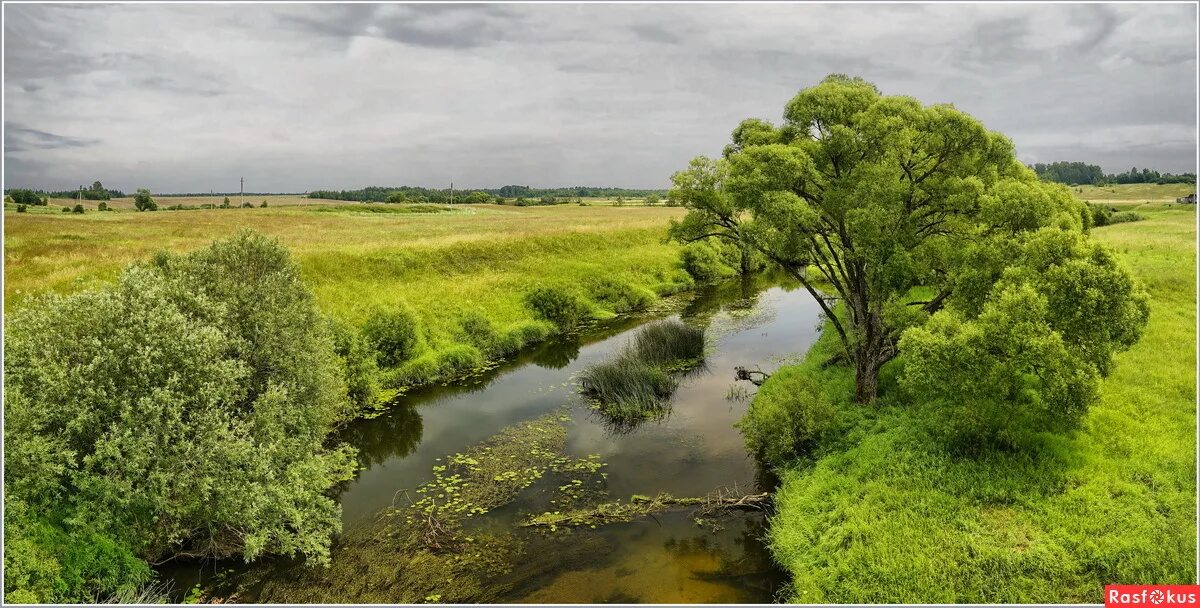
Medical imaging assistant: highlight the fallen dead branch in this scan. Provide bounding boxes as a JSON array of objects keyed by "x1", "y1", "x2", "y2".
[{"x1": 520, "y1": 486, "x2": 772, "y2": 530}]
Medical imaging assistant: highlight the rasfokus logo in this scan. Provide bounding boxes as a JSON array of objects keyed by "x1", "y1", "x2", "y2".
[{"x1": 1106, "y1": 585, "x2": 1200, "y2": 607}]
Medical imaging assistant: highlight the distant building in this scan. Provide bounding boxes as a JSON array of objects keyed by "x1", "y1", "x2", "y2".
[{"x1": 1176, "y1": 193, "x2": 1196, "y2": 204}]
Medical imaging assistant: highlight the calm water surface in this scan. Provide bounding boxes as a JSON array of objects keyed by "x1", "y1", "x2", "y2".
[{"x1": 167, "y1": 275, "x2": 823, "y2": 603}]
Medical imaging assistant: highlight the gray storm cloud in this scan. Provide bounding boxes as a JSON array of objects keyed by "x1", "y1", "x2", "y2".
[{"x1": 3, "y1": 3, "x2": 1196, "y2": 193}]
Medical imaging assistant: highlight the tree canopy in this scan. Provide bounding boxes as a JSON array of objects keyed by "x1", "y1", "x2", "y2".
[{"x1": 668, "y1": 75, "x2": 1148, "y2": 426}]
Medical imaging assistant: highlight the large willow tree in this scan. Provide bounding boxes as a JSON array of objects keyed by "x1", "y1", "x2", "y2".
[{"x1": 669, "y1": 75, "x2": 1148, "y2": 412}]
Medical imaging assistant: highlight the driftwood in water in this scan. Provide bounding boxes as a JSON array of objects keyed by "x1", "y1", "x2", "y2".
[
  {"x1": 734, "y1": 366, "x2": 771, "y2": 386},
  {"x1": 520, "y1": 487, "x2": 773, "y2": 529}
]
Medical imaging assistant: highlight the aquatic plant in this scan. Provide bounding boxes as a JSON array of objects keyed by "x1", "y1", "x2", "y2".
[{"x1": 579, "y1": 320, "x2": 705, "y2": 425}]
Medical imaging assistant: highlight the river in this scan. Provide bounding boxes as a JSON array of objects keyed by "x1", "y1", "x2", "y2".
[{"x1": 166, "y1": 273, "x2": 823, "y2": 603}]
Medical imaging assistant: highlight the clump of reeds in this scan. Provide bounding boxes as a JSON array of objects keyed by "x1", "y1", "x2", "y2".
[{"x1": 578, "y1": 320, "x2": 705, "y2": 425}]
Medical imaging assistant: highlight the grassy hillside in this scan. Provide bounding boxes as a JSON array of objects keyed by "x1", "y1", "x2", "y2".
[
  {"x1": 4, "y1": 203, "x2": 689, "y2": 389},
  {"x1": 765, "y1": 208, "x2": 1196, "y2": 602}
]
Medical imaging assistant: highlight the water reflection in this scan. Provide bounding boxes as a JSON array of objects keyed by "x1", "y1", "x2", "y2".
[{"x1": 338, "y1": 400, "x2": 423, "y2": 468}]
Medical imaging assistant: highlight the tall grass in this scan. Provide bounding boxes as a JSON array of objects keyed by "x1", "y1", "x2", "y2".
[
  {"x1": 630, "y1": 320, "x2": 707, "y2": 368},
  {"x1": 579, "y1": 320, "x2": 705, "y2": 426}
]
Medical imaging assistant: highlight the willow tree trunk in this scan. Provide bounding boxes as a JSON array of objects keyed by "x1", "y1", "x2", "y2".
[{"x1": 852, "y1": 307, "x2": 888, "y2": 404}]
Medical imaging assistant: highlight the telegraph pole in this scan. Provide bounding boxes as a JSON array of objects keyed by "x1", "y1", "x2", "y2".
[{"x1": 240, "y1": 177, "x2": 244, "y2": 207}]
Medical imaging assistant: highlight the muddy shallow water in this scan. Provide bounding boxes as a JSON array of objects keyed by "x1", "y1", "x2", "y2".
[{"x1": 164, "y1": 274, "x2": 823, "y2": 603}]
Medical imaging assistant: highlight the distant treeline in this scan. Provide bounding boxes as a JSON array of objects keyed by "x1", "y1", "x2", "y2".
[
  {"x1": 308, "y1": 185, "x2": 668, "y2": 203},
  {"x1": 6, "y1": 181, "x2": 126, "y2": 200},
  {"x1": 1031, "y1": 162, "x2": 1196, "y2": 186}
]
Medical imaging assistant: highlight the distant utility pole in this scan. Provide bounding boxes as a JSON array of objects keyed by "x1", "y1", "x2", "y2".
[
  {"x1": 450, "y1": 181, "x2": 454, "y2": 205},
  {"x1": 78, "y1": 185, "x2": 83, "y2": 205},
  {"x1": 240, "y1": 177, "x2": 244, "y2": 207}
]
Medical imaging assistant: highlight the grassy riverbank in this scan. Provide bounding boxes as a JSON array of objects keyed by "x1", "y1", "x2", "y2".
[
  {"x1": 761, "y1": 207, "x2": 1196, "y2": 602},
  {"x1": 4, "y1": 203, "x2": 689, "y2": 391}
]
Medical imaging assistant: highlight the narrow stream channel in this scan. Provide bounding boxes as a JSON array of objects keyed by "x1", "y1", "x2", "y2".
[{"x1": 165, "y1": 273, "x2": 823, "y2": 603}]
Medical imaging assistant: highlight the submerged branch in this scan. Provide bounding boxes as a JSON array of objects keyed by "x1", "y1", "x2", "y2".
[{"x1": 520, "y1": 488, "x2": 773, "y2": 530}]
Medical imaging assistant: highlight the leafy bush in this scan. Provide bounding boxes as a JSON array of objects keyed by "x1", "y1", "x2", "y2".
[
  {"x1": 587, "y1": 277, "x2": 655, "y2": 314},
  {"x1": 72, "y1": 204, "x2": 84, "y2": 214},
  {"x1": 3, "y1": 231, "x2": 359, "y2": 599},
  {"x1": 61, "y1": 206, "x2": 71, "y2": 213},
  {"x1": 98, "y1": 201, "x2": 108, "y2": 211},
  {"x1": 738, "y1": 366, "x2": 836, "y2": 469},
  {"x1": 1109, "y1": 211, "x2": 1144, "y2": 224},
  {"x1": 328, "y1": 318, "x2": 381, "y2": 409},
  {"x1": 362, "y1": 305, "x2": 421, "y2": 366},
  {"x1": 17, "y1": 204, "x2": 26, "y2": 213},
  {"x1": 680, "y1": 241, "x2": 736, "y2": 282},
  {"x1": 456, "y1": 310, "x2": 508, "y2": 355},
  {"x1": 524, "y1": 285, "x2": 590, "y2": 331}
]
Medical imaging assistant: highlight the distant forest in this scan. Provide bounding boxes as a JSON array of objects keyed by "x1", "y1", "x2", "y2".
[
  {"x1": 21, "y1": 182, "x2": 127, "y2": 200},
  {"x1": 1031, "y1": 162, "x2": 1196, "y2": 186},
  {"x1": 308, "y1": 185, "x2": 668, "y2": 203}
]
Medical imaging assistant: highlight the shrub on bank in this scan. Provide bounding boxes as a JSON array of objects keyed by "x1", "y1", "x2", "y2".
[
  {"x1": 363, "y1": 305, "x2": 421, "y2": 366},
  {"x1": 524, "y1": 285, "x2": 591, "y2": 331},
  {"x1": 3, "y1": 231, "x2": 359, "y2": 602},
  {"x1": 738, "y1": 366, "x2": 836, "y2": 469},
  {"x1": 587, "y1": 277, "x2": 656, "y2": 314},
  {"x1": 680, "y1": 241, "x2": 736, "y2": 282}
]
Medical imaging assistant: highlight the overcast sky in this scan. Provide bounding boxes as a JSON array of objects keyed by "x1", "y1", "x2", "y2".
[{"x1": 3, "y1": 3, "x2": 1196, "y2": 193}]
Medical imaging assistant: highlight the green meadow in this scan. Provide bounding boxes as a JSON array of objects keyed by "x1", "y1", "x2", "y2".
[{"x1": 3, "y1": 202, "x2": 689, "y2": 390}]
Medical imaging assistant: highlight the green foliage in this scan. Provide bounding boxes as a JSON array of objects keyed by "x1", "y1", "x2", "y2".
[
  {"x1": 524, "y1": 285, "x2": 590, "y2": 331},
  {"x1": 61, "y1": 206, "x2": 71, "y2": 213},
  {"x1": 739, "y1": 366, "x2": 836, "y2": 469},
  {"x1": 8, "y1": 188, "x2": 46, "y2": 206},
  {"x1": 680, "y1": 240, "x2": 736, "y2": 282},
  {"x1": 310, "y1": 185, "x2": 664, "y2": 203},
  {"x1": 4, "y1": 231, "x2": 358, "y2": 589},
  {"x1": 72, "y1": 203, "x2": 84, "y2": 214},
  {"x1": 667, "y1": 74, "x2": 1145, "y2": 422},
  {"x1": 586, "y1": 277, "x2": 655, "y2": 314},
  {"x1": 98, "y1": 201, "x2": 108, "y2": 212},
  {"x1": 901, "y1": 228, "x2": 1149, "y2": 448},
  {"x1": 362, "y1": 304, "x2": 422, "y2": 367},
  {"x1": 3, "y1": 499, "x2": 151, "y2": 604},
  {"x1": 17, "y1": 204, "x2": 27, "y2": 213},
  {"x1": 133, "y1": 188, "x2": 157, "y2": 211},
  {"x1": 261, "y1": 200, "x2": 269, "y2": 207},
  {"x1": 328, "y1": 318, "x2": 382, "y2": 410}
]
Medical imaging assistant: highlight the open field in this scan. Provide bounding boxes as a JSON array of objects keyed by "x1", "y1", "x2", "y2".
[
  {"x1": 767, "y1": 207, "x2": 1197, "y2": 602},
  {"x1": 1073, "y1": 182, "x2": 1195, "y2": 208},
  {"x1": 4, "y1": 203, "x2": 689, "y2": 388}
]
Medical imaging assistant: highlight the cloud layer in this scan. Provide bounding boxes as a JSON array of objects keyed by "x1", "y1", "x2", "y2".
[{"x1": 3, "y1": 3, "x2": 1196, "y2": 192}]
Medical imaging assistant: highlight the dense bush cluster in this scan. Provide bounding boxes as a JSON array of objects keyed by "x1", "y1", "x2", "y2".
[
  {"x1": 1088, "y1": 203, "x2": 1144, "y2": 227},
  {"x1": 524, "y1": 285, "x2": 591, "y2": 331},
  {"x1": 738, "y1": 366, "x2": 836, "y2": 469},
  {"x1": 3, "y1": 232, "x2": 361, "y2": 603}
]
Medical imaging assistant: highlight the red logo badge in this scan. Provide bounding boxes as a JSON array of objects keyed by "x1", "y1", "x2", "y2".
[{"x1": 1106, "y1": 586, "x2": 1200, "y2": 607}]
